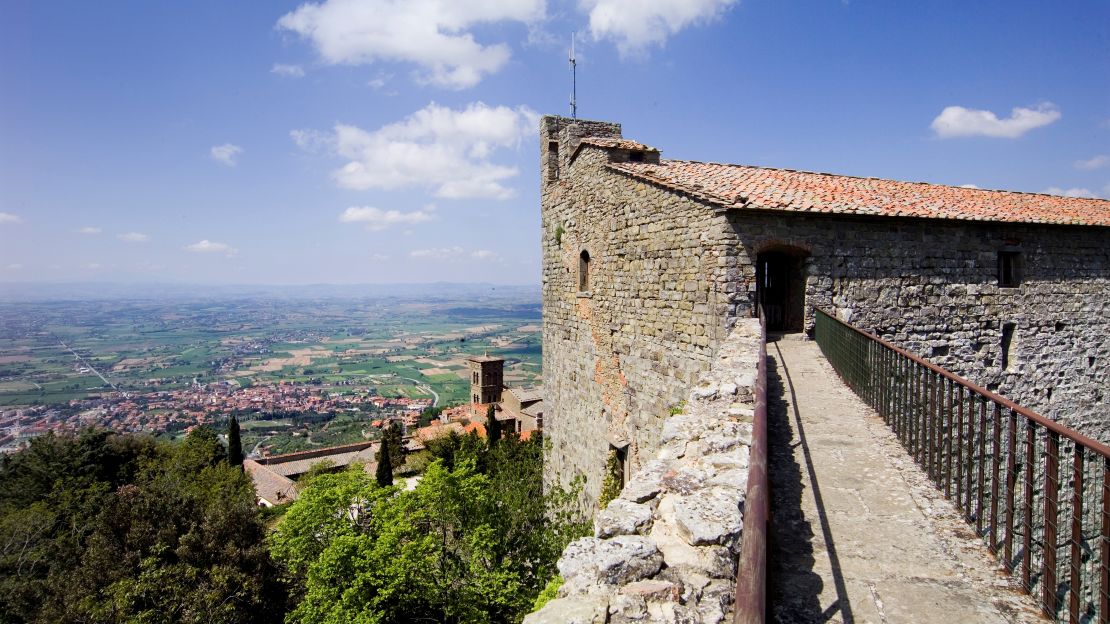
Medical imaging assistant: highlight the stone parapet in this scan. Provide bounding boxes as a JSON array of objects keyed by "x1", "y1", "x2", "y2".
[{"x1": 526, "y1": 318, "x2": 763, "y2": 624}]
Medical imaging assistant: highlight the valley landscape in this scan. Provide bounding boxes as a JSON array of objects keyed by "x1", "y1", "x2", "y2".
[{"x1": 0, "y1": 284, "x2": 542, "y2": 455}]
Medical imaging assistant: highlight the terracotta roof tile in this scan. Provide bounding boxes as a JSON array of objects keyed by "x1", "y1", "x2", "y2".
[
  {"x1": 579, "y1": 137, "x2": 659, "y2": 152},
  {"x1": 243, "y1": 459, "x2": 298, "y2": 505},
  {"x1": 608, "y1": 160, "x2": 1110, "y2": 227}
]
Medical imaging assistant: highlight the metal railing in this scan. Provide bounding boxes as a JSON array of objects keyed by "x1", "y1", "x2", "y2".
[
  {"x1": 734, "y1": 307, "x2": 769, "y2": 624},
  {"x1": 814, "y1": 309, "x2": 1110, "y2": 623}
]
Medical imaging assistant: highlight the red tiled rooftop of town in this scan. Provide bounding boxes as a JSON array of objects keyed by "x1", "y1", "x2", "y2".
[{"x1": 608, "y1": 159, "x2": 1110, "y2": 227}]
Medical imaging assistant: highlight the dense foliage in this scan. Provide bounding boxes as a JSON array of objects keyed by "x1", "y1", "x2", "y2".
[
  {"x1": 0, "y1": 428, "x2": 287, "y2": 624},
  {"x1": 271, "y1": 432, "x2": 588, "y2": 624}
]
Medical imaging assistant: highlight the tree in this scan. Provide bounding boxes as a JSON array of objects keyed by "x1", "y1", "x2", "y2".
[
  {"x1": 228, "y1": 415, "x2": 244, "y2": 467},
  {"x1": 486, "y1": 404, "x2": 502, "y2": 447},
  {"x1": 375, "y1": 442, "x2": 393, "y2": 487},
  {"x1": 271, "y1": 435, "x2": 589, "y2": 624},
  {"x1": 379, "y1": 420, "x2": 404, "y2": 472},
  {"x1": 0, "y1": 428, "x2": 288, "y2": 624}
]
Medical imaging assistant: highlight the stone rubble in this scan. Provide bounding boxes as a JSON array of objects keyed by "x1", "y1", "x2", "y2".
[{"x1": 525, "y1": 319, "x2": 762, "y2": 624}]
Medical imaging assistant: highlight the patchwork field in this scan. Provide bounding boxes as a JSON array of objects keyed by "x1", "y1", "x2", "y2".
[{"x1": 0, "y1": 287, "x2": 543, "y2": 416}]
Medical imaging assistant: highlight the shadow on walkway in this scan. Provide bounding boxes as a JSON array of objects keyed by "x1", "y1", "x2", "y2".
[{"x1": 766, "y1": 339, "x2": 854, "y2": 624}]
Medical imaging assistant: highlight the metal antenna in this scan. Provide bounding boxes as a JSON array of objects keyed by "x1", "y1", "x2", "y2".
[{"x1": 569, "y1": 32, "x2": 577, "y2": 119}]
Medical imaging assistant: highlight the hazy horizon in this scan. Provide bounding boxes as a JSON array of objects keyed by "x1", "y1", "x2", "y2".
[{"x1": 0, "y1": 280, "x2": 541, "y2": 302}]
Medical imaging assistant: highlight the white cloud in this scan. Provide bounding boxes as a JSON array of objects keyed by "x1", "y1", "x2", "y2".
[
  {"x1": 338, "y1": 205, "x2": 435, "y2": 231},
  {"x1": 290, "y1": 129, "x2": 329, "y2": 153},
  {"x1": 118, "y1": 231, "x2": 149, "y2": 243},
  {"x1": 1044, "y1": 186, "x2": 1098, "y2": 198},
  {"x1": 210, "y1": 143, "x2": 244, "y2": 166},
  {"x1": 297, "y1": 101, "x2": 538, "y2": 199},
  {"x1": 370, "y1": 253, "x2": 390, "y2": 260},
  {"x1": 583, "y1": 0, "x2": 738, "y2": 56},
  {"x1": 276, "y1": 0, "x2": 545, "y2": 89},
  {"x1": 86, "y1": 263, "x2": 103, "y2": 270},
  {"x1": 931, "y1": 103, "x2": 1061, "y2": 139},
  {"x1": 185, "y1": 239, "x2": 239, "y2": 256},
  {"x1": 959, "y1": 184, "x2": 979, "y2": 189},
  {"x1": 409, "y1": 246, "x2": 464, "y2": 259},
  {"x1": 5, "y1": 263, "x2": 22, "y2": 270},
  {"x1": 408, "y1": 246, "x2": 501, "y2": 260},
  {"x1": 271, "y1": 63, "x2": 306, "y2": 77},
  {"x1": 1075, "y1": 155, "x2": 1110, "y2": 171},
  {"x1": 0, "y1": 212, "x2": 23, "y2": 224},
  {"x1": 367, "y1": 73, "x2": 392, "y2": 89},
  {"x1": 78, "y1": 226, "x2": 102, "y2": 234}
]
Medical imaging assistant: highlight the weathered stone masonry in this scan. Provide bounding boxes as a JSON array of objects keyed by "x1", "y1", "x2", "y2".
[
  {"x1": 541, "y1": 118, "x2": 742, "y2": 507},
  {"x1": 526, "y1": 320, "x2": 762, "y2": 624},
  {"x1": 541, "y1": 114, "x2": 1110, "y2": 509},
  {"x1": 731, "y1": 213, "x2": 1110, "y2": 436}
]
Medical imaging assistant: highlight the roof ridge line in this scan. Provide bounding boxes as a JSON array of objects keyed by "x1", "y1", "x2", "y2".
[{"x1": 657, "y1": 158, "x2": 1110, "y2": 202}]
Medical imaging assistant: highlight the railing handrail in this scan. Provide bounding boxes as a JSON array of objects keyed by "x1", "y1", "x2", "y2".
[
  {"x1": 816, "y1": 308, "x2": 1110, "y2": 459},
  {"x1": 734, "y1": 306, "x2": 769, "y2": 624}
]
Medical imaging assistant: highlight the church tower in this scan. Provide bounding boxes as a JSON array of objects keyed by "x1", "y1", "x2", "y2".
[{"x1": 467, "y1": 355, "x2": 504, "y2": 407}]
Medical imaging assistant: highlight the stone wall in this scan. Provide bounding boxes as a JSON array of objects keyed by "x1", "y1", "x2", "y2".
[
  {"x1": 525, "y1": 319, "x2": 762, "y2": 624},
  {"x1": 541, "y1": 117, "x2": 743, "y2": 508},
  {"x1": 724, "y1": 212, "x2": 1110, "y2": 438},
  {"x1": 541, "y1": 114, "x2": 1110, "y2": 509}
]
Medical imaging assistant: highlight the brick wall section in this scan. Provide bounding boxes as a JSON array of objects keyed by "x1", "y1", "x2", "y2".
[{"x1": 542, "y1": 116, "x2": 1109, "y2": 511}]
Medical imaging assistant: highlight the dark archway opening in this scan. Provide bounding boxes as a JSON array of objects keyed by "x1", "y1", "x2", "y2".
[{"x1": 757, "y1": 250, "x2": 807, "y2": 333}]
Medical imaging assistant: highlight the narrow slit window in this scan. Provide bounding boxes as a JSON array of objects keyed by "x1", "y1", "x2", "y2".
[
  {"x1": 579, "y1": 250, "x2": 591, "y2": 291},
  {"x1": 547, "y1": 141, "x2": 559, "y2": 180},
  {"x1": 998, "y1": 251, "x2": 1022, "y2": 288},
  {"x1": 1001, "y1": 322, "x2": 1017, "y2": 371},
  {"x1": 616, "y1": 445, "x2": 627, "y2": 488}
]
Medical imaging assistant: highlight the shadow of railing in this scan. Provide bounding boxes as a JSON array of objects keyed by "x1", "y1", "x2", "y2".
[{"x1": 765, "y1": 338, "x2": 855, "y2": 623}]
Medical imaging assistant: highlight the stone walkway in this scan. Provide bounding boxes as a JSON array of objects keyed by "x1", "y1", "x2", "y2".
[{"x1": 766, "y1": 335, "x2": 1045, "y2": 624}]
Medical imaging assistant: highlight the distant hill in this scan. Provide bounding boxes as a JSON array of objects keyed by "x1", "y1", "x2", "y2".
[{"x1": 0, "y1": 282, "x2": 541, "y2": 302}]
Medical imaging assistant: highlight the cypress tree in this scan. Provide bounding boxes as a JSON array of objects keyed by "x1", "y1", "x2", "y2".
[
  {"x1": 383, "y1": 420, "x2": 405, "y2": 471},
  {"x1": 375, "y1": 441, "x2": 393, "y2": 487},
  {"x1": 486, "y1": 404, "x2": 501, "y2": 447},
  {"x1": 227, "y1": 416, "x2": 243, "y2": 467}
]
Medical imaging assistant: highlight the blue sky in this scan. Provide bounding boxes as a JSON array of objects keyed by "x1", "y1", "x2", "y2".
[{"x1": 1, "y1": 0, "x2": 1107, "y2": 285}]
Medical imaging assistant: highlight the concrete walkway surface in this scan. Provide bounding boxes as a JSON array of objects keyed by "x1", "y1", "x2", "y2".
[{"x1": 766, "y1": 335, "x2": 1045, "y2": 624}]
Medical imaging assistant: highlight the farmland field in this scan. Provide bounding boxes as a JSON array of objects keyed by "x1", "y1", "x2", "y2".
[{"x1": 0, "y1": 284, "x2": 542, "y2": 453}]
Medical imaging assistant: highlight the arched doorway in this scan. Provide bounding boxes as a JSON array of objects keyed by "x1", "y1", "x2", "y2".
[{"x1": 757, "y1": 249, "x2": 808, "y2": 332}]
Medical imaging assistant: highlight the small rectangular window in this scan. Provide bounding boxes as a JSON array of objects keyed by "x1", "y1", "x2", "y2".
[
  {"x1": 998, "y1": 251, "x2": 1022, "y2": 288},
  {"x1": 628, "y1": 151, "x2": 644, "y2": 162},
  {"x1": 547, "y1": 141, "x2": 559, "y2": 180}
]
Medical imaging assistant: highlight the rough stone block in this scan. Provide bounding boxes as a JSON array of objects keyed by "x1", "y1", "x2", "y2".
[
  {"x1": 523, "y1": 596, "x2": 610, "y2": 624},
  {"x1": 595, "y1": 498, "x2": 654, "y2": 538}
]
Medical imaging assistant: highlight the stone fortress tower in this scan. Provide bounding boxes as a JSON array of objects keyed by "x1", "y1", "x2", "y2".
[{"x1": 540, "y1": 114, "x2": 1110, "y2": 509}]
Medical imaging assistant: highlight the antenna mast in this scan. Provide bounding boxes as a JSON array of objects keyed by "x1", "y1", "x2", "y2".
[{"x1": 569, "y1": 32, "x2": 577, "y2": 119}]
